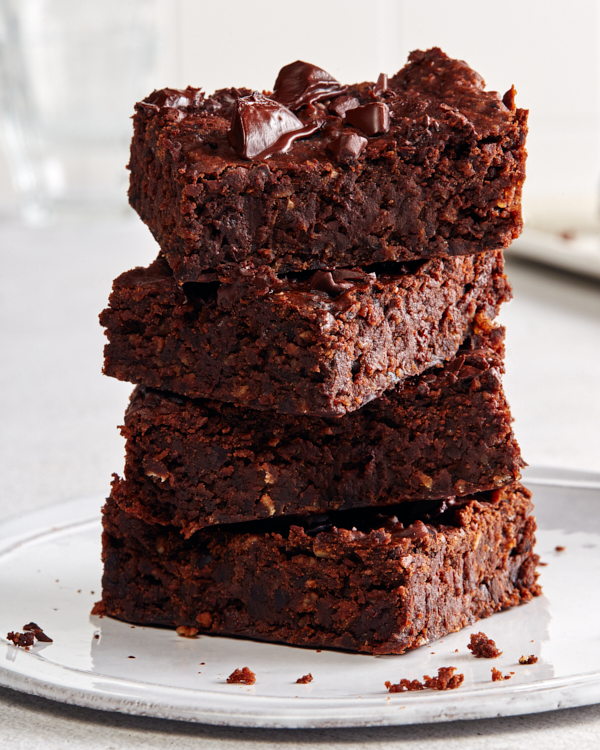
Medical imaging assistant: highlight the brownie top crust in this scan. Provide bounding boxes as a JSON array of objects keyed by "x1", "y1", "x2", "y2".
[
  {"x1": 137, "y1": 48, "x2": 519, "y2": 174},
  {"x1": 129, "y1": 47, "x2": 527, "y2": 280}
]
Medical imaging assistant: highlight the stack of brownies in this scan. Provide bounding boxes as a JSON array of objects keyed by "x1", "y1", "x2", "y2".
[{"x1": 94, "y1": 48, "x2": 540, "y2": 654}]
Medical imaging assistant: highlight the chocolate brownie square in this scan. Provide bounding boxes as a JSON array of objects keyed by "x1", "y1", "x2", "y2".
[
  {"x1": 100, "y1": 250, "x2": 510, "y2": 416},
  {"x1": 114, "y1": 329, "x2": 523, "y2": 535},
  {"x1": 93, "y1": 483, "x2": 540, "y2": 654},
  {"x1": 128, "y1": 48, "x2": 527, "y2": 283}
]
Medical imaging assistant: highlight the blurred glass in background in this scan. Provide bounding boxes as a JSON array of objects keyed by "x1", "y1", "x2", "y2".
[
  {"x1": 1, "y1": 0, "x2": 600, "y2": 272},
  {"x1": 0, "y1": 0, "x2": 157, "y2": 223}
]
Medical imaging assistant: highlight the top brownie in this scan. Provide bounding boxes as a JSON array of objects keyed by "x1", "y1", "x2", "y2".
[{"x1": 129, "y1": 48, "x2": 527, "y2": 283}]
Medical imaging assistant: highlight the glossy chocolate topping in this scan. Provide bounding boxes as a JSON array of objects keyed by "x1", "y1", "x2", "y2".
[
  {"x1": 228, "y1": 92, "x2": 321, "y2": 160},
  {"x1": 326, "y1": 133, "x2": 367, "y2": 160},
  {"x1": 144, "y1": 87, "x2": 202, "y2": 110},
  {"x1": 228, "y1": 92, "x2": 303, "y2": 159},
  {"x1": 253, "y1": 120, "x2": 322, "y2": 160},
  {"x1": 345, "y1": 102, "x2": 391, "y2": 136},
  {"x1": 272, "y1": 60, "x2": 345, "y2": 110}
]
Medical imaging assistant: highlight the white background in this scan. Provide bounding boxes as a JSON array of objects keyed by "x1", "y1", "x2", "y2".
[{"x1": 1, "y1": 0, "x2": 600, "y2": 232}]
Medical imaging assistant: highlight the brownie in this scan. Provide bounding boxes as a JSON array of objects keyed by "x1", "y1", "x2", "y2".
[
  {"x1": 93, "y1": 483, "x2": 540, "y2": 655},
  {"x1": 114, "y1": 329, "x2": 523, "y2": 536},
  {"x1": 128, "y1": 48, "x2": 527, "y2": 283},
  {"x1": 100, "y1": 250, "x2": 510, "y2": 416}
]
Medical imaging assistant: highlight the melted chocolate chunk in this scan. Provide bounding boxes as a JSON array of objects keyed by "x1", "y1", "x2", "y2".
[
  {"x1": 144, "y1": 87, "x2": 201, "y2": 110},
  {"x1": 228, "y1": 92, "x2": 321, "y2": 160},
  {"x1": 255, "y1": 120, "x2": 322, "y2": 160},
  {"x1": 310, "y1": 270, "x2": 353, "y2": 296},
  {"x1": 229, "y1": 92, "x2": 302, "y2": 158},
  {"x1": 345, "y1": 102, "x2": 391, "y2": 136},
  {"x1": 272, "y1": 61, "x2": 345, "y2": 110},
  {"x1": 326, "y1": 133, "x2": 367, "y2": 160}
]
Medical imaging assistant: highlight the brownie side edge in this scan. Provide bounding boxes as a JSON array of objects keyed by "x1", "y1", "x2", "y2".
[
  {"x1": 93, "y1": 483, "x2": 540, "y2": 655},
  {"x1": 114, "y1": 330, "x2": 523, "y2": 535},
  {"x1": 100, "y1": 250, "x2": 511, "y2": 416}
]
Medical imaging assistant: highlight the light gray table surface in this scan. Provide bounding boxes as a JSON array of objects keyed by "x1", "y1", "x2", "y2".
[{"x1": 0, "y1": 219, "x2": 599, "y2": 748}]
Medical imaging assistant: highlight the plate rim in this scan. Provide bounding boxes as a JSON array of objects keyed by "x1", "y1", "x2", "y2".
[{"x1": 1, "y1": 466, "x2": 599, "y2": 728}]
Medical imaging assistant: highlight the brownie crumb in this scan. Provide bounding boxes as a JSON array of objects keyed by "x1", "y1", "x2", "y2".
[
  {"x1": 385, "y1": 678, "x2": 425, "y2": 693},
  {"x1": 296, "y1": 673, "x2": 313, "y2": 684},
  {"x1": 176, "y1": 626, "x2": 199, "y2": 638},
  {"x1": 519, "y1": 655, "x2": 538, "y2": 665},
  {"x1": 491, "y1": 667, "x2": 510, "y2": 681},
  {"x1": 22, "y1": 623, "x2": 53, "y2": 643},
  {"x1": 227, "y1": 667, "x2": 256, "y2": 685},
  {"x1": 467, "y1": 632, "x2": 502, "y2": 658},
  {"x1": 7, "y1": 631, "x2": 35, "y2": 649},
  {"x1": 555, "y1": 545, "x2": 565, "y2": 552},
  {"x1": 7, "y1": 623, "x2": 52, "y2": 648},
  {"x1": 386, "y1": 667, "x2": 463, "y2": 693},
  {"x1": 423, "y1": 667, "x2": 464, "y2": 691}
]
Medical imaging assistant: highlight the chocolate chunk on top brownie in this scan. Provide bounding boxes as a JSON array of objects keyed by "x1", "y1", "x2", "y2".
[
  {"x1": 128, "y1": 48, "x2": 527, "y2": 282},
  {"x1": 100, "y1": 250, "x2": 510, "y2": 416}
]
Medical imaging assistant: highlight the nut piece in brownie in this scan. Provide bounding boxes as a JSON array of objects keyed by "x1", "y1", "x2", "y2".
[
  {"x1": 93, "y1": 483, "x2": 540, "y2": 655},
  {"x1": 128, "y1": 48, "x2": 527, "y2": 283},
  {"x1": 100, "y1": 250, "x2": 511, "y2": 416},
  {"x1": 114, "y1": 329, "x2": 523, "y2": 535}
]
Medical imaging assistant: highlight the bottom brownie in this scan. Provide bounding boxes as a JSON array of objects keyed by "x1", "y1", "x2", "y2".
[{"x1": 94, "y1": 484, "x2": 540, "y2": 654}]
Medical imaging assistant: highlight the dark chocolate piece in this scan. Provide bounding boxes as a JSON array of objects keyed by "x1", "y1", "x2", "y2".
[
  {"x1": 329, "y1": 95, "x2": 360, "y2": 117},
  {"x1": 143, "y1": 87, "x2": 203, "y2": 110},
  {"x1": 228, "y1": 92, "x2": 320, "y2": 160},
  {"x1": 93, "y1": 484, "x2": 541, "y2": 655},
  {"x1": 374, "y1": 73, "x2": 389, "y2": 96},
  {"x1": 344, "y1": 102, "x2": 390, "y2": 135},
  {"x1": 272, "y1": 61, "x2": 344, "y2": 110},
  {"x1": 326, "y1": 133, "x2": 367, "y2": 160}
]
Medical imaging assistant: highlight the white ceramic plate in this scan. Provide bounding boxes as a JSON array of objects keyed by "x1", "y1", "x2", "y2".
[
  {"x1": 508, "y1": 227, "x2": 600, "y2": 280},
  {"x1": 1, "y1": 467, "x2": 599, "y2": 728}
]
